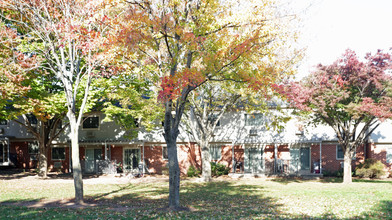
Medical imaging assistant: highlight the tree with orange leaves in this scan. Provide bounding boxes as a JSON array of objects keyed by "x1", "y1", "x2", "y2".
[{"x1": 116, "y1": 0, "x2": 300, "y2": 209}]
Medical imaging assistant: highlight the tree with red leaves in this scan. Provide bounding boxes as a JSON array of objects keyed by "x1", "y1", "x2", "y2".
[{"x1": 286, "y1": 49, "x2": 392, "y2": 183}]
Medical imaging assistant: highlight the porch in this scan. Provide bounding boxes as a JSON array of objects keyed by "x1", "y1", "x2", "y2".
[{"x1": 230, "y1": 142, "x2": 324, "y2": 177}]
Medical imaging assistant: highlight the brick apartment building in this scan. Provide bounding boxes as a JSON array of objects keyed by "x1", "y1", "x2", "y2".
[{"x1": 0, "y1": 111, "x2": 391, "y2": 176}]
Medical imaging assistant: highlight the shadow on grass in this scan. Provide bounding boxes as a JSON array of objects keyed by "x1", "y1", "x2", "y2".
[
  {"x1": 0, "y1": 180, "x2": 323, "y2": 219},
  {"x1": 354, "y1": 200, "x2": 392, "y2": 219},
  {"x1": 3, "y1": 178, "x2": 391, "y2": 219},
  {"x1": 0, "y1": 168, "x2": 125, "y2": 180},
  {"x1": 269, "y1": 177, "x2": 305, "y2": 184}
]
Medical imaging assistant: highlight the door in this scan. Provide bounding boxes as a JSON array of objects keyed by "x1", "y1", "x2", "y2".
[
  {"x1": 124, "y1": 148, "x2": 140, "y2": 171},
  {"x1": 0, "y1": 140, "x2": 9, "y2": 165},
  {"x1": 85, "y1": 148, "x2": 102, "y2": 173},
  {"x1": 244, "y1": 146, "x2": 264, "y2": 173},
  {"x1": 290, "y1": 146, "x2": 310, "y2": 173},
  {"x1": 300, "y1": 147, "x2": 310, "y2": 170},
  {"x1": 289, "y1": 148, "x2": 300, "y2": 173}
]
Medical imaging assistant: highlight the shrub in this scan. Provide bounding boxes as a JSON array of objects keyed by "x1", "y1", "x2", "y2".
[
  {"x1": 322, "y1": 169, "x2": 343, "y2": 177},
  {"x1": 355, "y1": 159, "x2": 386, "y2": 179},
  {"x1": 161, "y1": 163, "x2": 169, "y2": 175},
  {"x1": 187, "y1": 165, "x2": 201, "y2": 177},
  {"x1": 211, "y1": 162, "x2": 230, "y2": 176}
]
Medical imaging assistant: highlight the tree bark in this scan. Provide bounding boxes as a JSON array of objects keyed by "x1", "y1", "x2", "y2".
[
  {"x1": 343, "y1": 146, "x2": 353, "y2": 184},
  {"x1": 37, "y1": 121, "x2": 48, "y2": 178},
  {"x1": 201, "y1": 141, "x2": 212, "y2": 182},
  {"x1": 38, "y1": 144, "x2": 48, "y2": 178},
  {"x1": 166, "y1": 134, "x2": 180, "y2": 209},
  {"x1": 69, "y1": 120, "x2": 84, "y2": 204}
]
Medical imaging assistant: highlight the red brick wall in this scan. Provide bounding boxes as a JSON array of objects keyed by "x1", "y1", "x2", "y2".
[
  {"x1": 320, "y1": 144, "x2": 365, "y2": 173},
  {"x1": 10, "y1": 142, "x2": 30, "y2": 169},
  {"x1": 110, "y1": 145, "x2": 123, "y2": 164},
  {"x1": 220, "y1": 145, "x2": 243, "y2": 169},
  {"x1": 48, "y1": 146, "x2": 70, "y2": 173},
  {"x1": 144, "y1": 145, "x2": 166, "y2": 174}
]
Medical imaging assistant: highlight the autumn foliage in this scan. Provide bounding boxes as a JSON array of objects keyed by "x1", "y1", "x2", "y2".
[{"x1": 285, "y1": 49, "x2": 392, "y2": 183}]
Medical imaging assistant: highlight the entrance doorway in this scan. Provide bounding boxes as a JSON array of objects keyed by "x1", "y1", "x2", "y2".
[
  {"x1": 289, "y1": 146, "x2": 310, "y2": 173},
  {"x1": 124, "y1": 148, "x2": 140, "y2": 171},
  {"x1": 85, "y1": 148, "x2": 102, "y2": 173},
  {"x1": 244, "y1": 145, "x2": 264, "y2": 174}
]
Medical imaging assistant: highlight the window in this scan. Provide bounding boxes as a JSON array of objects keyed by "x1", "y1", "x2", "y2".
[
  {"x1": 336, "y1": 145, "x2": 356, "y2": 160},
  {"x1": 0, "y1": 120, "x2": 7, "y2": 125},
  {"x1": 208, "y1": 115, "x2": 220, "y2": 127},
  {"x1": 210, "y1": 145, "x2": 222, "y2": 161},
  {"x1": 336, "y1": 145, "x2": 344, "y2": 160},
  {"x1": 387, "y1": 147, "x2": 392, "y2": 163},
  {"x1": 28, "y1": 142, "x2": 39, "y2": 161},
  {"x1": 245, "y1": 114, "x2": 263, "y2": 126},
  {"x1": 162, "y1": 146, "x2": 168, "y2": 160},
  {"x1": 26, "y1": 114, "x2": 37, "y2": 125},
  {"x1": 82, "y1": 116, "x2": 99, "y2": 129},
  {"x1": 52, "y1": 147, "x2": 65, "y2": 160}
]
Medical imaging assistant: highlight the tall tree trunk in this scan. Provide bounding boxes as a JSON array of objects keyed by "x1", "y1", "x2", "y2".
[
  {"x1": 166, "y1": 134, "x2": 180, "y2": 209},
  {"x1": 343, "y1": 147, "x2": 353, "y2": 184},
  {"x1": 38, "y1": 121, "x2": 48, "y2": 178},
  {"x1": 201, "y1": 140, "x2": 212, "y2": 182},
  {"x1": 69, "y1": 120, "x2": 84, "y2": 204},
  {"x1": 38, "y1": 144, "x2": 48, "y2": 178}
]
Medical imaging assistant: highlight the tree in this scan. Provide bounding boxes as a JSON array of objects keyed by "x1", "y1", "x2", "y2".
[
  {"x1": 0, "y1": 0, "x2": 116, "y2": 203},
  {"x1": 183, "y1": 81, "x2": 240, "y2": 182},
  {"x1": 286, "y1": 49, "x2": 392, "y2": 183},
  {"x1": 0, "y1": 20, "x2": 69, "y2": 178},
  {"x1": 3, "y1": 72, "x2": 68, "y2": 178},
  {"x1": 117, "y1": 0, "x2": 298, "y2": 209},
  {"x1": 96, "y1": 71, "x2": 163, "y2": 139}
]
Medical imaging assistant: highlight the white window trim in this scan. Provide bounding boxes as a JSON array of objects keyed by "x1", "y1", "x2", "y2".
[
  {"x1": 28, "y1": 142, "x2": 39, "y2": 161},
  {"x1": 162, "y1": 146, "x2": 168, "y2": 160},
  {"x1": 336, "y1": 145, "x2": 356, "y2": 160},
  {"x1": 210, "y1": 144, "x2": 222, "y2": 161},
  {"x1": 82, "y1": 115, "x2": 100, "y2": 130},
  {"x1": 386, "y1": 146, "x2": 392, "y2": 164},
  {"x1": 51, "y1": 147, "x2": 66, "y2": 161},
  {"x1": 245, "y1": 113, "x2": 263, "y2": 127}
]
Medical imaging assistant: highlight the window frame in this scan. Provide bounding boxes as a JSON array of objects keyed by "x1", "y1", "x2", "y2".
[
  {"x1": 0, "y1": 119, "x2": 7, "y2": 126},
  {"x1": 51, "y1": 147, "x2": 66, "y2": 160},
  {"x1": 82, "y1": 116, "x2": 100, "y2": 130},
  {"x1": 386, "y1": 146, "x2": 392, "y2": 164},
  {"x1": 26, "y1": 114, "x2": 38, "y2": 125},
  {"x1": 209, "y1": 144, "x2": 222, "y2": 161},
  {"x1": 28, "y1": 142, "x2": 39, "y2": 161},
  {"x1": 336, "y1": 145, "x2": 356, "y2": 160},
  {"x1": 245, "y1": 113, "x2": 263, "y2": 127},
  {"x1": 162, "y1": 146, "x2": 168, "y2": 160},
  {"x1": 208, "y1": 114, "x2": 221, "y2": 127}
]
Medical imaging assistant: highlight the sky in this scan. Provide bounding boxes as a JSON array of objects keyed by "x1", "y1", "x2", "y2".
[{"x1": 293, "y1": 0, "x2": 392, "y2": 78}]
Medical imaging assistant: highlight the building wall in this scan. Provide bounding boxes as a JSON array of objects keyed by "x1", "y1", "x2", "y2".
[
  {"x1": 10, "y1": 141, "x2": 36, "y2": 169},
  {"x1": 320, "y1": 144, "x2": 365, "y2": 173},
  {"x1": 48, "y1": 146, "x2": 70, "y2": 173},
  {"x1": 144, "y1": 145, "x2": 166, "y2": 174},
  {"x1": 220, "y1": 145, "x2": 243, "y2": 170},
  {"x1": 368, "y1": 144, "x2": 392, "y2": 173}
]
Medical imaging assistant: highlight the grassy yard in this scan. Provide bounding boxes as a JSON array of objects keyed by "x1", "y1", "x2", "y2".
[{"x1": 0, "y1": 174, "x2": 391, "y2": 219}]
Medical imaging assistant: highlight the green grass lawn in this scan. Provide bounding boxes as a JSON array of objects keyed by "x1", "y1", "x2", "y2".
[{"x1": 0, "y1": 176, "x2": 391, "y2": 219}]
